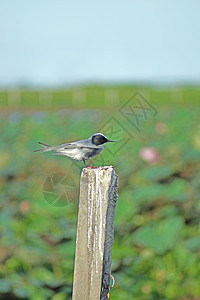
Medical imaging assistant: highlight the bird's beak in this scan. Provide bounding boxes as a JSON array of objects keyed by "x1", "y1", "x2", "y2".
[{"x1": 107, "y1": 140, "x2": 116, "y2": 142}]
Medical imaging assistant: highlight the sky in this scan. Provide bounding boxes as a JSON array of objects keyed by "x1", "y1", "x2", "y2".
[{"x1": 0, "y1": 0, "x2": 200, "y2": 86}]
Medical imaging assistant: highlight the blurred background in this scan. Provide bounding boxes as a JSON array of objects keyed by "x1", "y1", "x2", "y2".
[{"x1": 0, "y1": 1, "x2": 200, "y2": 299}]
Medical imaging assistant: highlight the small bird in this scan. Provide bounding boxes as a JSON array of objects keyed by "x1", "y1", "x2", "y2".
[{"x1": 34, "y1": 133, "x2": 115, "y2": 168}]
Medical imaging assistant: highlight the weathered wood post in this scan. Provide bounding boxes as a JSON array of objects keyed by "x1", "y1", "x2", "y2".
[{"x1": 72, "y1": 166, "x2": 118, "y2": 300}]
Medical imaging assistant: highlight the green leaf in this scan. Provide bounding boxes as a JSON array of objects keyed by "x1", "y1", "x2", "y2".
[
  {"x1": 134, "y1": 217, "x2": 184, "y2": 254},
  {"x1": 13, "y1": 287, "x2": 29, "y2": 298},
  {"x1": 165, "y1": 179, "x2": 188, "y2": 202},
  {"x1": 185, "y1": 236, "x2": 200, "y2": 251},
  {"x1": 0, "y1": 278, "x2": 11, "y2": 293},
  {"x1": 141, "y1": 165, "x2": 174, "y2": 181}
]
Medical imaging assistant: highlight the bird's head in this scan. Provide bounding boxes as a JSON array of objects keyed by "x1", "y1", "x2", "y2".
[{"x1": 90, "y1": 133, "x2": 115, "y2": 145}]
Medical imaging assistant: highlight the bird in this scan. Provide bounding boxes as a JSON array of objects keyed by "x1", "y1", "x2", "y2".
[{"x1": 34, "y1": 133, "x2": 115, "y2": 168}]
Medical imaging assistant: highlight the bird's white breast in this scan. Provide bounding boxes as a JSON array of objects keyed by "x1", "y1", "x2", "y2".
[{"x1": 60, "y1": 148, "x2": 85, "y2": 160}]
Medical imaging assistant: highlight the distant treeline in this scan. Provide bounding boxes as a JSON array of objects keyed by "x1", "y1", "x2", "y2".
[{"x1": 0, "y1": 85, "x2": 199, "y2": 108}]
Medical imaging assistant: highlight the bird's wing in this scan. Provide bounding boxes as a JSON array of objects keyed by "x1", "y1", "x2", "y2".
[
  {"x1": 60, "y1": 144, "x2": 100, "y2": 149},
  {"x1": 60, "y1": 140, "x2": 100, "y2": 149}
]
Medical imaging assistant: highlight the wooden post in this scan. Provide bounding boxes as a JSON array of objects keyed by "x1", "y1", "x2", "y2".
[{"x1": 72, "y1": 166, "x2": 118, "y2": 300}]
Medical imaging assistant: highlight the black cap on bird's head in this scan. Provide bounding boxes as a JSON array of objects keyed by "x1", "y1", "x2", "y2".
[{"x1": 91, "y1": 133, "x2": 115, "y2": 146}]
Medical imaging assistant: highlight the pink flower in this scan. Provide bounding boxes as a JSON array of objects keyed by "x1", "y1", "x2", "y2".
[{"x1": 139, "y1": 147, "x2": 160, "y2": 164}]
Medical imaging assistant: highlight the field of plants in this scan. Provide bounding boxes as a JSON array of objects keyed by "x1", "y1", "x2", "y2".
[{"x1": 0, "y1": 85, "x2": 200, "y2": 299}]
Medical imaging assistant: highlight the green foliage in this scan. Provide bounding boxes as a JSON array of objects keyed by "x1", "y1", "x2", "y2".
[
  {"x1": 0, "y1": 88, "x2": 200, "y2": 299},
  {"x1": 134, "y1": 216, "x2": 184, "y2": 254}
]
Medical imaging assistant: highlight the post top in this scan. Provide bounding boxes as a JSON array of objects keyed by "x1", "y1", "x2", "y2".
[
  {"x1": 82, "y1": 165, "x2": 116, "y2": 173},
  {"x1": 81, "y1": 166, "x2": 118, "y2": 181}
]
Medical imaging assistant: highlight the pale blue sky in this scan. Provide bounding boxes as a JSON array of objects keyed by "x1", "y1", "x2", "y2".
[{"x1": 0, "y1": 0, "x2": 200, "y2": 86}]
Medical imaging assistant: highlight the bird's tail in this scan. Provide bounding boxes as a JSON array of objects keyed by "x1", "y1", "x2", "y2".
[{"x1": 34, "y1": 142, "x2": 55, "y2": 153}]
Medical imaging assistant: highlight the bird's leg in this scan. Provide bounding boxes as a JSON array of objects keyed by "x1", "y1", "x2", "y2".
[
  {"x1": 83, "y1": 160, "x2": 88, "y2": 168},
  {"x1": 89, "y1": 159, "x2": 93, "y2": 168},
  {"x1": 89, "y1": 159, "x2": 98, "y2": 169}
]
